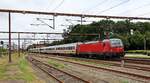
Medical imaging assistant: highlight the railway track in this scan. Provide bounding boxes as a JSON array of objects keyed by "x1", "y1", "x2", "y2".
[
  {"x1": 58, "y1": 56, "x2": 150, "y2": 72},
  {"x1": 122, "y1": 58, "x2": 150, "y2": 65},
  {"x1": 26, "y1": 56, "x2": 91, "y2": 83},
  {"x1": 34, "y1": 54, "x2": 150, "y2": 72},
  {"x1": 33, "y1": 55, "x2": 150, "y2": 82},
  {"x1": 30, "y1": 53, "x2": 150, "y2": 65}
]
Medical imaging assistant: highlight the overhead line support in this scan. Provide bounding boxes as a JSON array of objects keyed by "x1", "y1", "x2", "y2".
[
  {"x1": 0, "y1": 9, "x2": 150, "y2": 20},
  {"x1": 8, "y1": 12, "x2": 11, "y2": 63}
]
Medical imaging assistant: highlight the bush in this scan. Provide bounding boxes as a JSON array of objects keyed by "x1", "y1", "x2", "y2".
[{"x1": 126, "y1": 50, "x2": 150, "y2": 55}]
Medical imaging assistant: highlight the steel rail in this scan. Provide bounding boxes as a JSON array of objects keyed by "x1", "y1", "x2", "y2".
[
  {"x1": 26, "y1": 57, "x2": 63, "y2": 83},
  {"x1": 39, "y1": 56, "x2": 150, "y2": 81},
  {"x1": 43, "y1": 55, "x2": 150, "y2": 72},
  {"x1": 123, "y1": 58, "x2": 150, "y2": 65},
  {"x1": 27, "y1": 56, "x2": 91, "y2": 83},
  {"x1": 55, "y1": 55, "x2": 150, "y2": 72}
]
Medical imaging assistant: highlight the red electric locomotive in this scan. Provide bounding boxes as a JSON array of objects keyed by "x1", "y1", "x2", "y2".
[{"x1": 77, "y1": 38, "x2": 124, "y2": 58}]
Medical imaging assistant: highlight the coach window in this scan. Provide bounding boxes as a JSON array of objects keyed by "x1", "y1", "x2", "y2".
[
  {"x1": 70, "y1": 47, "x2": 73, "y2": 50},
  {"x1": 71, "y1": 46, "x2": 73, "y2": 50},
  {"x1": 70, "y1": 47, "x2": 72, "y2": 50},
  {"x1": 73, "y1": 46, "x2": 75, "y2": 49},
  {"x1": 68, "y1": 47, "x2": 70, "y2": 50}
]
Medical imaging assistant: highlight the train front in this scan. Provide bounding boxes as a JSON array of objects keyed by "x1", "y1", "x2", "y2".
[{"x1": 109, "y1": 38, "x2": 125, "y2": 57}]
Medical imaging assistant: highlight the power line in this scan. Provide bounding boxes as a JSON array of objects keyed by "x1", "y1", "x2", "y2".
[
  {"x1": 119, "y1": 2, "x2": 150, "y2": 15},
  {"x1": 138, "y1": 11, "x2": 150, "y2": 17},
  {"x1": 46, "y1": 0, "x2": 55, "y2": 10},
  {"x1": 51, "y1": 0, "x2": 65, "y2": 11},
  {"x1": 82, "y1": 0, "x2": 108, "y2": 14},
  {"x1": 98, "y1": 0, "x2": 130, "y2": 14},
  {"x1": 49, "y1": 0, "x2": 55, "y2": 6}
]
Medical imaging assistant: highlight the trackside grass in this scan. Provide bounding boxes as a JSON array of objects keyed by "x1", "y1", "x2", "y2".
[
  {"x1": 48, "y1": 59, "x2": 67, "y2": 69},
  {"x1": 18, "y1": 56, "x2": 36, "y2": 82},
  {"x1": 126, "y1": 50, "x2": 150, "y2": 56},
  {"x1": 125, "y1": 53, "x2": 150, "y2": 59},
  {"x1": 0, "y1": 52, "x2": 44, "y2": 83}
]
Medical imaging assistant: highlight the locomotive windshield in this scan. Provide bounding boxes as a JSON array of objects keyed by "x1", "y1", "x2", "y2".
[{"x1": 110, "y1": 39, "x2": 123, "y2": 47}]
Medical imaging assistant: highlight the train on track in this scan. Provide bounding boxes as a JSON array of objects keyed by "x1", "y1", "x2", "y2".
[{"x1": 29, "y1": 38, "x2": 125, "y2": 58}]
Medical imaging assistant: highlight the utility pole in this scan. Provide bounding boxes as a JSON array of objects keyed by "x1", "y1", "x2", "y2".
[
  {"x1": 80, "y1": 15, "x2": 85, "y2": 25},
  {"x1": 144, "y1": 38, "x2": 146, "y2": 50},
  {"x1": 144, "y1": 37, "x2": 146, "y2": 53},
  {"x1": 47, "y1": 34, "x2": 49, "y2": 43},
  {"x1": 53, "y1": 15, "x2": 55, "y2": 29},
  {"x1": 81, "y1": 16, "x2": 83, "y2": 25},
  {"x1": 18, "y1": 33, "x2": 20, "y2": 57},
  {"x1": 8, "y1": 12, "x2": 12, "y2": 63},
  {"x1": 98, "y1": 33, "x2": 101, "y2": 41}
]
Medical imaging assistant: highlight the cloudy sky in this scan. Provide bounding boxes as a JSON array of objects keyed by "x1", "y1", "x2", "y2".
[{"x1": 0, "y1": 0, "x2": 150, "y2": 45}]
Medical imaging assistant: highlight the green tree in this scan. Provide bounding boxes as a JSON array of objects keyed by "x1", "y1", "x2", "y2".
[
  {"x1": 48, "y1": 20, "x2": 150, "y2": 51},
  {"x1": 129, "y1": 31, "x2": 144, "y2": 50}
]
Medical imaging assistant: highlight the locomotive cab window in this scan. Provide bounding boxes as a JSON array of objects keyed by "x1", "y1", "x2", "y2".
[{"x1": 110, "y1": 39, "x2": 123, "y2": 47}]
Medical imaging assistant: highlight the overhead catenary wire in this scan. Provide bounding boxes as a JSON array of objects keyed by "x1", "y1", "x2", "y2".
[
  {"x1": 45, "y1": 0, "x2": 56, "y2": 10},
  {"x1": 51, "y1": 0, "x2": 65, "y2": 11},
  {"x1": 82, "y1": 0, "x2": 108, "y2": 14},
  {"x1": 118, "y1": 2, "x2": 150, "y2": 15},
  {"x1": 137, "y1": 11, "x2": 150, "y2": 17},
  {"x1": 97, "y1": 0, "x2": 130, "y2": 14},
  {"x1": 49, "y1": 0, "x2": 56, "y2": 7}
]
